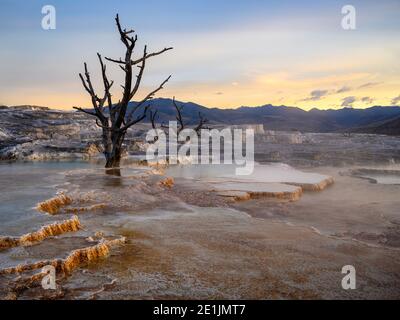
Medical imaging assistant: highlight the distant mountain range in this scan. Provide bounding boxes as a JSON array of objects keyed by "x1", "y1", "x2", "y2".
[
  {"x1": 128, "y1": 98, "x2": 400, "y2": 135},
  {"x1": 3, "y1": 99, "x2": 399, "y2": 135}
]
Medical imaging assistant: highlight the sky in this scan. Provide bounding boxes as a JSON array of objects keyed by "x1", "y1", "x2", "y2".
[{"x1": 0, "y1": 0, "x2": 399, "y2": 110}]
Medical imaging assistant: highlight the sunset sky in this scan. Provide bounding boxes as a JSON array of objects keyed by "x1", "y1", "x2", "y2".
[{"x1": 0, "y1": 0, "x2": 399, "y2": 110}]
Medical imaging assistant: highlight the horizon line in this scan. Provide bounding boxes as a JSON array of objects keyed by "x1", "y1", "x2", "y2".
[{"x1": 2, "y1": 98, "x2": 400, "y2": 113}]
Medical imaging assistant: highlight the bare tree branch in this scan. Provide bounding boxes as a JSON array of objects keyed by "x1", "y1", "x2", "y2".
[
  {"x1": 115, "y1": 14, "x2": 137, "y2": 50},
  {"x1": 73, "y1": 106, "x2": 97, "y2": 117},
  {"x1": 149, "y1": 109, "x2": 158, "y2": 129},
  {"x1": 77, "y1": 62, "x2": 108, "y2": 122},
  {"x1": 126, "y1": 75, "x2": 171, "y2": 122},
  {"x1": 75, "y1": 13, "x2": 172, "y2": 168},
  {"x1": 105, "y1": 57, "x2": 126, "y2": 64},
  {"x1": 120, "y1": 105, "x2": 150, "y2": 132},
  {"x1": 97, "y1": 53, "x2": 114, "y2": 124},
  {"x1": 106, "y1": 47, "x2": 173, "y2": 66},
  {"x1": 172, "y1": 96, "x2": 185, "y2": 135},
  {"x1": 131, "y1": 47, "x2": 173, "y2": 65},
  {"x1": 161, "y1": 99, "x2": 209, "y2": 136},
  {"x1": 129, "y1": 46, "x2": 147, "y2": 100},
  {"x1": 194, "y1": 112, "x2": 209, "y2": 134}
]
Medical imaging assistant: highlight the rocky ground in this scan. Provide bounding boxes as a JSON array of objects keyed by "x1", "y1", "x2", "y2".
[
  {"x1": 2, "y1": 106, "x2": 399, "y2": 167},
  {"x1": 0, "y1": 106, "x2": 99, "y2": 160},
  {"x1": 0, "y1": 106, "x2": 151, "y2": 161}
]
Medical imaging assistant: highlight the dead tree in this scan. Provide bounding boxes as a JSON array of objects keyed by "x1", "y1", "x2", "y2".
[
  {"x1": 73, "y1": 14, "x2": 172, "y2": 169},
  {"x1": 149, "y1": 109, "x2": 159, "y2": 143},
  {"x1": 193, "y1": 112, "x2": 208, "y2": 136},
  {"x1": 173, "y1": 97, "x2": 185, "y2": 136},
  {"x1": 155, "y1": 97, "x2": 209, "y2": 139}
]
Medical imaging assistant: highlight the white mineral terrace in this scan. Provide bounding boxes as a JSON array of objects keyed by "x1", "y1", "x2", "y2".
[{"x1": 166, "y1": 163, "x2": 334, "y2": 200}]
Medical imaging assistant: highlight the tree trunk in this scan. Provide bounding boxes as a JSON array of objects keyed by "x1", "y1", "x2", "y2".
[
  {"x1": 74, "y1": 15, "x2": 172, "y2": 174},
  {"x1": 105, "y1": 155, "x2": 121, "y2": 168},
  {"x1": 103, "y1": 129, "x2": 124, "y2": 169}
]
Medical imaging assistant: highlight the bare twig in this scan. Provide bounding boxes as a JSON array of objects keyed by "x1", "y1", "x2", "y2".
[{"x1": 74, "y1": 13, "x2": 172, "y2": 168}]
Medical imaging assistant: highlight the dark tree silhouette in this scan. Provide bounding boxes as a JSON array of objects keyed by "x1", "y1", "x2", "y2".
[
  {"x1": 74, "y1": 14, "x2": 172, "y2": 169},
  {"x1": 171, "y1": 97, "x2": 209, "y2": 136},
  {"x1": 157, "y1": 97, "x2": 209, "y2": 137}
]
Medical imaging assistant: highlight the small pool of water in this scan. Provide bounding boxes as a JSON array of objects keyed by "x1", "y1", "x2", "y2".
[
  {"x1": 0, "y1": 159, "x2": 156, "y2": 236},
  {"x1": 350, "y1": 168, "x2": 400, "y2": 185},
  {"x1": 0, "y1": 161, "x2": 101, "y2": 235},
  {"x1": 166, "y1": 163, "x2": 330, "y2": 184}
]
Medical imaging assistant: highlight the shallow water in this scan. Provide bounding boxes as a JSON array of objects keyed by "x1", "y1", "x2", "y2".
[
  {"x1": 350, "y1": 168, "x2": 400, "y2": 185},
  {"x1": 233, "y1": 166, "x2": 400, "y2": 246},
  {"x1": 0, "y1": 160, "x2": 155, "y2": 235},
  {"x1": 0, "y1": 161, "x2": 100, "y2": 235},
  {"x1": 166, "y1": 163, "x2": 330, "y2": 184},
  {"x1": 1, "y1": 160, "x2": 400, "y2": 299}
]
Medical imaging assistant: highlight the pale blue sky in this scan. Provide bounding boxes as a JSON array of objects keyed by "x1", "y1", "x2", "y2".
[{"x1": 0, "y1": 0, "x2": 399, "y2": 109}]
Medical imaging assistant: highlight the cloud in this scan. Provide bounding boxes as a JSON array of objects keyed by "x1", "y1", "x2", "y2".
[
  {"x1": 341, "y1": 96, "x2": 356, "y2": 107},
  {"x1": 302, "y1": 89, "x2": 329, "y2": 101},
  {"x1": 358, "y1": 82, "x2": 382, "y2": 89},
  {"x1": 215, "y1": 92, "x2": 224, "y2": 95},
  {"x1": 361, "y1": 96, "x2": 374, "y2": 104},
  {"x1": 391, "y1": 94, "x2": 400, "y2": 105},
  {"x1": 336, "y1": 86, "x2": 352, "y2": 93}
]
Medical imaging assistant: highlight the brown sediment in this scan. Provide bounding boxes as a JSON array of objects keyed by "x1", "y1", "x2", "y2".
[
  {"x1": 247, "y1": 188, "x2": 303, "y2": 201},
  {"x1": 0, "y1": 237, "x2": 126, "y2": 275},
  {"x1": 2, "y1": 262, "x2": 66, "y2": 300},
  {"x1": 0, "y1": 237, "x2": 19, "y2": 250},
  {"x1": 216, "y1": 188, "x2": 302, "y2": 201},
  {"x1": 216, "y1": 190, "x2": 251, "y2": 201},
  {"x1": 138, "y1": 159, "x2": 168, "y2": 170},
  {"x1": 19, "y1": 215, "x2": 81, "y2": 245},
  {"x1": 86, "y1": 231, "x2": 105, "y2": 242},
  {"x1": 158, "y1": 177, "x2": 174, "y2": 188},
  {"x1": 218, "y1": 189, "x2": 302, "y2": 202},
  {"x1": 36, "y1": 193, "x2": 73, "y2": 214},
  {"x1": 285, "y1": 176, "x2": 334, "y2": 192},
  {"x1": 83, "y1": 143, "x2": 102, "y2": 159},
  {"x1": 59, "y1": 237, "x2": 127, "y2": 273},
  {"x1": 2, "y1": 237, "x2": 126, "y2": 300},
  {"x1": 65, "y1": 203, "x2": 107, "y2": 213},
  {"x1": 0, "y1": 215, "x2": 81, "y2": 250},
  {"x1": 150, "y1": 167, "x2": 166, "y2": 175},
  {"x1": 212, "y1": 182, "x2": 303, "y2": 202}
]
